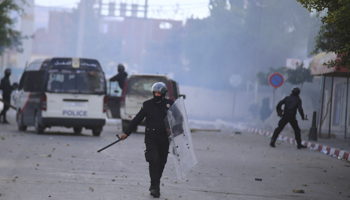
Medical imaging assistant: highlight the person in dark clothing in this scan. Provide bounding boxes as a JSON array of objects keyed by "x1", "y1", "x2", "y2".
[
  {"x1": 120, "y1": 82, "x2": 173, "y2": 198},
  {"x1": 270, "y1": 87, "x2": 307, "y2": 149},
  {"x1": 109, "y1": 63, "x2": 128, "y2": 91},
  {"x1": 0, "y1": 69, "x2": 13, "y2": 124}
]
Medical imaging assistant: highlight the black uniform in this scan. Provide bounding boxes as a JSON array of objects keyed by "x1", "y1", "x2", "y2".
[
  {"x1": 110, "y1": 71, "x2": 128, "y2": 90},
  {"x1": 0, "y1": 74, "x2": 12, "y2": 123},
  {"x1": 124, "y1": 98, "x2": 174, "y2": 189},
  {"x1": 271, "y1": 93, "x2": 305, "y2": 147}
]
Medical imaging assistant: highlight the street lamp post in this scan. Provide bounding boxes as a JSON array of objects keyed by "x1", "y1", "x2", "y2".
[{"x1": 230, "y1": 74, "x2": 242, "y2": 122}]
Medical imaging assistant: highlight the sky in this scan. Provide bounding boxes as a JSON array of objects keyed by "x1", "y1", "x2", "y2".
[{"x1": 34, "y1": 0, "x2": 210, "y2": 21}]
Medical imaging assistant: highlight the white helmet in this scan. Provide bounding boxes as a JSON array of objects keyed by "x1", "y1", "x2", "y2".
[{"x1": 151, "y1": 82, "x2": 167, "y2": 94}]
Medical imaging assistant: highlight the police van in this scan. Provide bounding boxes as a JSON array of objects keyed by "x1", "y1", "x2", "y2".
[{"x1": 13, "y1": 57, "x2": 107, "y2": 136}]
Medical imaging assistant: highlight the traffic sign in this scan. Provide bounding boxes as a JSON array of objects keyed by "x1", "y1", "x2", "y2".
[
  {"x1": 268, "y1": 72, "x2": 284, "y2": 88},
  {"x1": 229, "y1": 74, "x2": 242, "y2": 88}
]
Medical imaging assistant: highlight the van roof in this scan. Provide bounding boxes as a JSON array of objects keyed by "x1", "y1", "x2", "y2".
[
  {"x1": 129, "y1": 74, "x2": 172, "y2": 79},
  {"x1": 25, "y1": 57, "x2": 102, "y2": 71}
]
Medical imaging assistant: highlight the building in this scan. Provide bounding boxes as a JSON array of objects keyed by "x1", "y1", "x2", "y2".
[
  {"x1": 310, "y1": 52, "x2": 350, "y2": 139},
  {"x1": 31, "y1": 2, "x2": 183, "y2": 77},
  {"x1": 0, "y1": 0, "x2": 35, "y2": 82}
]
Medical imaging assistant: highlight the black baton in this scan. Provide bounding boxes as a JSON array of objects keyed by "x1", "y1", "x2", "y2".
[
  {"x1": 97, "y1": 134, "x2": 122, "y2": 153},
  {"x1": 0, "y1": 98, "x2": 16, "y2": 110}
]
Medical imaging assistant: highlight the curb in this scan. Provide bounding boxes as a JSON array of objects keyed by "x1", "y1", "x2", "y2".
[{"x1": 246, "y1": 127, "x2": 350, "y2": 162}]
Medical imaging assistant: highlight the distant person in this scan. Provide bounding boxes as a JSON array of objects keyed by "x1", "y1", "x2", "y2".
[
  {"x1": 0, "y1": 69, "x2": 13, "y2": 124},
  {"x1": 109, "y1": 63, "x2": 128, "y2": 91},
  {"x1": 270, "y1": 87, "x2": 307, "y2": 149},
  {"x1": 120, "y1": 82, "x2": 174, "y2": 198}
]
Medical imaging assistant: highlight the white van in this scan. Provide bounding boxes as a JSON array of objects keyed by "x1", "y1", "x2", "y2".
[
  {"x1": 13, "y1": 57, "x2": 107, "y2": 136},
  {"x1": 119, "y1": 74, "x2": 185, "y2": 132}
]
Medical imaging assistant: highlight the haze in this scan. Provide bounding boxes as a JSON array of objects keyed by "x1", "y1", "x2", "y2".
[{"x1": 5, "y1": 0, "x2": 319, "y2": 126}]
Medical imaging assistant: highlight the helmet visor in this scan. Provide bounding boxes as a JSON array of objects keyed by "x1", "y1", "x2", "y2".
[{"x1": 152, "y1": 82, "x2": 167, "y2": 94}]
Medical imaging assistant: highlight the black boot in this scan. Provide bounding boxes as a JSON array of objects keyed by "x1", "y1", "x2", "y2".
[
  {"x1": 296, "y1": 137, "x2": 307, "y2": 149},
  {"x1": 149, "y1": 185, "x2": 160, "y2": 198},
  {"x1": 270, "y1": 138, "x2": 276, "y2": 148},
  {"x1": 2, "y1": 116, "x2": 9, "y2": 124},
  {"x1": 150, "y1": 189, "x2": 160, "y2": 198}
]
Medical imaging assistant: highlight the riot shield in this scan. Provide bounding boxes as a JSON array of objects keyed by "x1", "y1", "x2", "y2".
[{"x1": 164, "y1": 97, "x2": 197, "y2": 181}]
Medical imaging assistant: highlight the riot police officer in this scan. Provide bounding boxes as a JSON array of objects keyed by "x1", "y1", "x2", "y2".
[
  {"x1": 270, "y1": 87, "x2": 307, "y2": 149},
  {"x1": 0, "y1": 69, "x2": 13, "y2": 123},
  {"x1": 120, "y1": 82, "x2": 173, "y2": 198},
  {"x1": 109, "y1": 63, "x2": 128, "y2": 91}
]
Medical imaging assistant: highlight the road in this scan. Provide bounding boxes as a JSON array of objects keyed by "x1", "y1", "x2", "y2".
[{"x1": 0, "y1": 121, "x2": 350, "y2": 200}]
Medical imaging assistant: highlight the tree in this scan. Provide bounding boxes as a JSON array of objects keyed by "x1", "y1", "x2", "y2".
[
  {"x1": 0, "y1": 0, "x2": 26, "y2": 54},
  {"x1": 256, "y1": 67, "x2": 286, "y2": 86},
  {"x1": 181, "y1": 0, "x2": 311, "y2": 90},
  {"x1": 143, "y1": 28, "x2": 183, "y2": 75},
  {"x1": 256, "y1": 63, "x2": 313, "y2": 88},
  {"x1": 297, "y1": 0, "x2": 350, "y2": 69},
  {"x1": 182, "y1": 0, "x2": 260, "y2": 89},
  {"x1": 284, "y1": 62, "x2": 313, "y2": 89}
]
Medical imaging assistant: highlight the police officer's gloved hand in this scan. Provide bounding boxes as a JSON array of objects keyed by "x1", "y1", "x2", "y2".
[{"x1": 277, "y1": 110, "x2": 283, "y2": 117}]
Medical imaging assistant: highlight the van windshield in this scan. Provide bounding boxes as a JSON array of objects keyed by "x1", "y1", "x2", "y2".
[
  {"x1": 46, "y1": 69, "x2": 106, "y2": 94},
  {"x1": 126, "y1": 76, "x2": 168, "y2": 96}
]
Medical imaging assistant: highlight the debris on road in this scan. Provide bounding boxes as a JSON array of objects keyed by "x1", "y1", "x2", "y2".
[
  {"x1": 292, "y1": 189, "x2": 305, "y2": 193},
  {"x1": 190, "y1": 128, "x2": 221, "y2": 133}
]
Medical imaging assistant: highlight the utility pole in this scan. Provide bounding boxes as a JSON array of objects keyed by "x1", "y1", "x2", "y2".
[
  {"x1": 246, "y1": 0, "x2": 262, "y2": 108},
  {"x1": 77, "y1": 0, "x2": 86, "y2": 57},
  {"x1": 144, "y1": 0, "x2": 148, "y2": 18},
  {"x1": 98, "y1": 0, "x2": 102, "y2": 17}
]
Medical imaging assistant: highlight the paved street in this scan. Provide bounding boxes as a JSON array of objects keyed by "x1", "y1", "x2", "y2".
[{"x1": 0, "y1": 118, "x2": 350, "y2": 200}]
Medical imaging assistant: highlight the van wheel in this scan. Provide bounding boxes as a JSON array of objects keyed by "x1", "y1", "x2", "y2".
[
  {"x1": 34, "y1": 113, "x2": 45, "y2": 134},
  {"x1": 122, "y1": 120, "x2": 137, "y2": 133},
  {"x1": 73, "y1": 127, "x2": 82, "y2": 134},
  {"x1": 17, "y1": 112, "x2": 27, "y2": 131},
  {"x1": 92, "y1": 127, "x2": 102, "y2": 136}
]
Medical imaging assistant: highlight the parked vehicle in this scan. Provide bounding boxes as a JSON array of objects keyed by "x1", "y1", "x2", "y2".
[
  {"x1": 106, "y1": 80, "x2": 123, "y2": 119},
  {"x1": 13, "y1": 57, "x2": 107, "y2": 136},
  {"x1": 118, "y1": 74, "x2": 185, "y2": 132}
]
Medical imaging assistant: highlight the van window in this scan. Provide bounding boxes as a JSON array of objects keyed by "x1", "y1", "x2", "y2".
[
  {"x1": 46, "y1": 69, "x2": 106, "y2": 94},
  {"x1": 107, "y1": 81, "x2": 122, "y2": 97},
  {"x1": 22, "y1": 71, "x2": 46, "y2": 92},
  {"x1": 126, "y1": 76, "x2": 167, "y2": 96},
  {"x1": 18, "y1": 73, "x2": 26, "y2": 90}
]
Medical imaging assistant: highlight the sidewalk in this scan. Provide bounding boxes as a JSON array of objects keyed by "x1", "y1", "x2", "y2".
[{"x1": 246, "y1": 127, "x2": 350, "y2": 162}]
